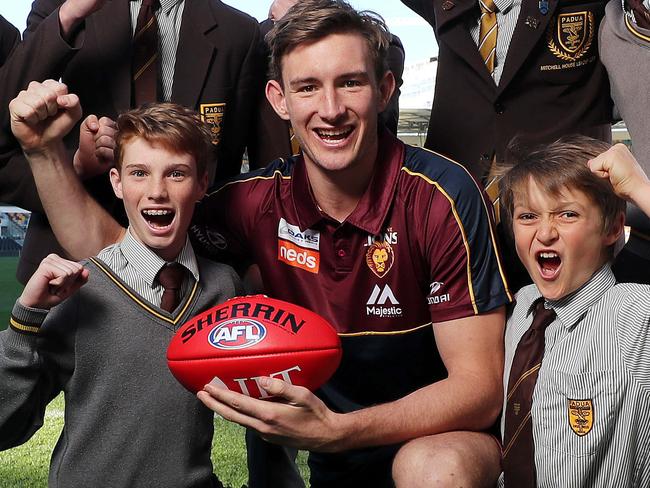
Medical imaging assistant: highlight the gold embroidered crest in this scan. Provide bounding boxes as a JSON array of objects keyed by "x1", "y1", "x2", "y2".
[
  {"x1": 365, "y1": 241, "x2": 394, "y2": 278},
  {"x1": 547, "y1": 11, "x2": 594, "y2": 61},
  {"x1": 568, "y1": 399, "x2": 594, "y2": 436},
  {"x1": 200, "y1": 103, "x2": 226, "y2": 146}
]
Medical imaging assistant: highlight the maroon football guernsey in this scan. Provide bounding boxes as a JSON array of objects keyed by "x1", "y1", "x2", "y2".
[{"x1": 192, "y1": 131, "x2": 512, "y2": 483}]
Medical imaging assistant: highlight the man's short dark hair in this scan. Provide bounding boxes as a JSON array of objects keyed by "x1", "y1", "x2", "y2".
[{"x1": 266, "y1": 0, "x2": 391, "y2": 84}]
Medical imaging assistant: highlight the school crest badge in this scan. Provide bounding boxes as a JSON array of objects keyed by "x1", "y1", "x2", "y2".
[
  {"x1": 568, "y1": 398, "x2": 593, "y2": 436},
  {"x1": 200, "y1": 103, "x2": 226, "y2": 146},
  {"x1": 547, "y1": 11, "x2": 594, "y2": 61},
  {"x1": 366, "y1": 241, "x2": 395, "y2": 278}
]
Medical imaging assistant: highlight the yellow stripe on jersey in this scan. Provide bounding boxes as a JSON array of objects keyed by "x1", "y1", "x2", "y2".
[
  {"x1": 401, "y1": 165, "x2": 512, "y2": 305},
  {"x1": 205, "y1": 168, "x2": 292, "y2": 198},
  {"x1": 401, "y1": 167, "x2": 478, "y2": 313},
  {"x1": 410, "y1": 148, "x2": 512, "y2": 300},
  {"x1": 339, "y1": 322, "x2": 432, "y2": 337}
]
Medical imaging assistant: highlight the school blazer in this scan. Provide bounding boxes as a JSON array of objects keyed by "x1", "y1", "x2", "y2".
[{"x1": 402, "y1": 0, "x2": 612, "y2": 182}]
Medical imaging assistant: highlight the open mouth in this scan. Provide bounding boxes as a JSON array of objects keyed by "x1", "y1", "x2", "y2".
[
  {"x1": 314, "y1": 127, "x2": 353, "y2": 143},
  {"x1": 142, "y1": 209, "x2": 175, "y2": 230},
  {"x1": 536, "y1": 251, "x2": 561, "y2": 279}
]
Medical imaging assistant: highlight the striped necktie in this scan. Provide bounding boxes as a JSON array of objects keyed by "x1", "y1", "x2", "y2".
[
  {"x1": 502, "y1": 299, "x2": 556, "y2": 487},
  {"x1": 132, "y1": 0, "x2": 160, "y2": 107},
  {"x1": 478, "y1": 0, "x2": 498, "y2": 76}
]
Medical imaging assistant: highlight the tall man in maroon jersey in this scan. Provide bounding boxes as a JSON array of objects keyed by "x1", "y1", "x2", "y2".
[{"x1": 11, "y1": 1, "x2": 510, "y2": 486}]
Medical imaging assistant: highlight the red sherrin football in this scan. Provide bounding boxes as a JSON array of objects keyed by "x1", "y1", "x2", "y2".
[{"x1": 167, "y1": 295, "x2": 342, "y2": 397}]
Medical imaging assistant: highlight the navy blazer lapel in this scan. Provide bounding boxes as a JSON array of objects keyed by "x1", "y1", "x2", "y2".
[
  {"x1": 90, "y1": 0, "x2": 132, "y2": 112},
  {"x1": 435, "y1": 0, "x2": 497, "y2": 89},
  {"x1": 172, "y1": 0, "x2": 218, "y2": 109},
  {"x1": 497, "y1": 0, "x2": 558, "y2": 94}
]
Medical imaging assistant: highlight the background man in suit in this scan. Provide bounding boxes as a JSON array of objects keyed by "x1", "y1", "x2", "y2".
[
  {"x1": 401, "y1": 0, "x2": 612, "y2": 185},
  {"x1": 0, "y1": 0, "x2": 279, "y2": 283},
  {"x1": 0, "y1": 15, "x2": 19, "y2": 67}
]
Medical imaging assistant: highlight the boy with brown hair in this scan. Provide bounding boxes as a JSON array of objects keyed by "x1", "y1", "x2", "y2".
[
  {"x1": 498, "y1": 137, "x2": 650, "y2": 487},
  {"x1": 0, "y1": 87, "x2": 242, "y2": 487}
]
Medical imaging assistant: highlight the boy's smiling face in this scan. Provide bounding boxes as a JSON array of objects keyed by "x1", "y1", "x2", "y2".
[
  {"x1": 110, "y1": 137, "x2": 207, "y2": 261},
  {"x1": 513, "y1": 177, "x2": 622, "y2": 300}
]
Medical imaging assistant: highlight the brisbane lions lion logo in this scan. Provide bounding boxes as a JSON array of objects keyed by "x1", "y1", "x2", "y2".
[{"x1": 365, "y1": 241, "x2": 395, "y2": 277}]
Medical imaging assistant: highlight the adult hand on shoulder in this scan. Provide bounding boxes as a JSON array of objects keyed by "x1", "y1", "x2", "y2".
[
  {"x1": 588, "y1": 144, "x2": 650, "y2": 206},
  {"x1": 198, "y1": 376, "x2": 346, "y2": 452},
  {"x1": 74, "y1": 115, "x2": 117, "y2": 179},
  {"x1": 9, "y1": 79, "x2": 82, "y2": 156},
  {"x1": 19, "y1": 254, "x2": 89, "y2": 310},
  {"x1": 59, "y1": 0, "x2": 109, "y2": 39},
  {"x1": 269, "y1": 0, "x2": 298, "y2": 21}
]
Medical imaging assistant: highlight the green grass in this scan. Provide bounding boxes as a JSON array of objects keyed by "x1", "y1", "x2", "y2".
[
  {"x1": 0, "y1": 257, "x2": 22, "y2": 331},
  {"x1": 0, "y1": 394, "x2": 308, "y2": 487},
  {"x1": 0, "y1": 257, "x2": 309, "y2": 486}
]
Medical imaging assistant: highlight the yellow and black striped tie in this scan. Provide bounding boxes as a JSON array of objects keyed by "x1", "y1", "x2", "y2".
[
  {"x1": 478, "y1": 0, "x2": 498, "y2": 76},
  {"x1": 132, "y1": 0, "x2": 160, "y2": 107}
]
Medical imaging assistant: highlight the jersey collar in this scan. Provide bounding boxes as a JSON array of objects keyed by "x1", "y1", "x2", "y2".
[{"x1": 291, "y1": 129, "x2": 405, "y2": 235}]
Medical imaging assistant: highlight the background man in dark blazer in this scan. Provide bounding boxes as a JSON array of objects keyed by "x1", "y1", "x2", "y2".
[
  {"x1": 401, "y1": 0, "x2": 612, "y2": 184},
  {"x1": 0, "y1": 0, "x2": 280, "y2": 283},
  {"x1": 0, "y1": 15, "x2": 19, "y2": 67}
]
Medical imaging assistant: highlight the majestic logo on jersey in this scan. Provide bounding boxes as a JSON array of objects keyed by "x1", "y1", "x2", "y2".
[
  {"x1": 366, "y1": 284, "x2": 402, "y2": 318},
  {"x1": 208, "y1": 319, "x2": 266, "y2": 350},
  {"x1": 567, "y1": 398, "x2": 593, "y2": 436},
  {"x1": 277, "y1": 218, "x2": 320, "y2": 273},
  {"x1": 200, "y1": 103, "x2": 226, "y2": 146},
  {"x1": 547, "y1": 11, "x2": 594, "y2": 62},
  {"x1": 427, "y1": 281, "x2": 451, "y2": 305}
]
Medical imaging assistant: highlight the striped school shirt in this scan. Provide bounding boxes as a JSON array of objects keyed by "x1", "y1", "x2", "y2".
[
  {"x1": 499, "y1": 265, "x2": 650, "y2": 487},
  {"x1": 96, "y1": 228, "x2": 199, "y2": 309},
  {"x1": 470, "y1": 0, "x2": 521, "y2": 85},
  {"x1": 130, "y1": 0, "x2": 185, "y2": 102}
]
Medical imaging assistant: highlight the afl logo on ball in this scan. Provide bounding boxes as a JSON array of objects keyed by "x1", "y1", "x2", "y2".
[{"x1": 208, "y1": 319, "x2": 266, "y2": 350}]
